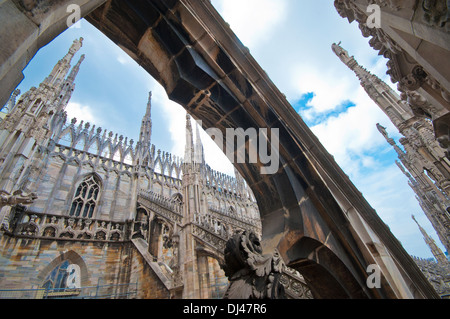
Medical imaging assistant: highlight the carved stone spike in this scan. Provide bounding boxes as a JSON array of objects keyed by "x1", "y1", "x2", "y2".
[{"x1": 422, "y1": 0, "x2": 449, "y2": 28}]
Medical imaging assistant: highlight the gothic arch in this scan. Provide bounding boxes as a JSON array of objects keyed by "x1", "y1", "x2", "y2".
[
  {"x1": 135, "y1": 206, "x2": 150, "y2": 222},
  {"x1": 171, "y1": 192, "x2": 183, "y2": 205},
  {"x1": 195, "y1": 246, "x2": 224, "y2": 268},
  {"x1": 86, "y1": 138, "x2": 100, "y2": 155},
  {"x1": 58, "y1": 132, "x2": 73, "y2": 148},
  {"x1": 148, "y1": 216, "x2": 173, "y2": 260},
  {"x1": 285, "y1": 237, "x2": 370, "y2": 299},
  {"x1": 195, "y1": 247, "x2": 227, "y2": 299},
  {"x1": 100, "y1": 142, "x2": 113, "y2": 159},
  {"x1": 35, "y1": 250, "x2": 89, "y2": 288}
]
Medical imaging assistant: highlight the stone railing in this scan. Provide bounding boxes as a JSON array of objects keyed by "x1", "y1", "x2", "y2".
[
  {"x1": 191, "y1": 223, "x2": 228, "y2": 257},
  {"x1": 207, "y1": 206, "x2": 261, "y2": 237},
  {"x1": 412, "y1": 256, "x2": 450, "y2": 298},
  {"x1": 280, "y1": 267, "x2": 314, "y2": 299},
  {"x1": 8, "y1": 207, "x2": 130, "y2": 242},
  {"x1": 190, "y1": 215, "x2": 313, "y2": 299},
  {"x1": 138, "y1": 190, "x2": 183, "y2": 223}
]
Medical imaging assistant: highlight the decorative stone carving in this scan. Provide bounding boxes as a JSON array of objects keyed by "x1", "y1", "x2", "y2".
[
  {"x1": 0, "y1": 190, "x2": 37, "y2": 208},
  {"x1": 437, "y1": 134, "x2": 449, "y2": 158},
  {"x1": 399, "y1": 66, "x2": 428, "y2": 92},
  {"x1": 422, "y1": 0, "x2": 449, "y2": 29},
  {"x1": 370, "y1": 0, "x2": 408, "y2": 11},
  {"x1": 221, "y1": 230, "x2": 286, "y2": 299}
]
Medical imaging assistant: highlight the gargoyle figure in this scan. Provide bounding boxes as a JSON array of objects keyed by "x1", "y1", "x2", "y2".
[
  {"x1": 0, "y1": 190, "x2": 37, "y2": 208},
  {"x1": 221, "y1": 230, "x2": 286, "y2": 299}
]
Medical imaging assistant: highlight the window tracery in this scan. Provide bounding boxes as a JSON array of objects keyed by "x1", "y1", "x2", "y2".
[{"x1": 69, "y1": 175, "x2": 101, "y2": 218}]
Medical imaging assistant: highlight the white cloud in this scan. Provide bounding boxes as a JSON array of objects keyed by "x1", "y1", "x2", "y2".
[
  {"x1": 117, "y1": 54, "x2": 130, "y2": 65},
  {"x1": 292, "y1": 64, "x2": 355, "y2": 119},
  {"x1": 152, "y1": 81, "x2": 236, "y2": 176},
  {"x1": 197, "y1": 125, "x2": 236, "y2": 177},
  {"x1": 66, "y1": 102, "x2": 102, "y2": 126},
  {"x1": 212, "y1": 0, "x2": 288, "y2": 49},
  {"x1": 307, "y1": 87, "x2": 388, "y2": 169},
  {"x1": 148, "y1": 82, "x2": 187, "y2": 157}
]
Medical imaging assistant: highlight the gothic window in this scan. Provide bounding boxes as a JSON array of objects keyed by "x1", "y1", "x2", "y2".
[
  {"x1": 42, "y1": 260, "x2": 70, "y2": 291},
  {"x1": 69, "y1": 175, "x2": 101, "y2": 218},
  {"x1": 172, "y1": 193, "x2": 183, "y2": 205}
]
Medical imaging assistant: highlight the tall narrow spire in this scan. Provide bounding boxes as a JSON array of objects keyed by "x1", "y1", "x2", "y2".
[
  {"x1": 332, "y1": 42, "x2": 414, "y2": 127},
  {"x1": 139, "y1": 91, "x2": 152, "y2": 146},
  {"x1": 45, "y1": 38, "x2": 84, "y2": 87},
  {"x1": 334, "y1": 44, "x2": 450, "y2": 258},
  {"x1": 66, "y1": 54, "x2": 85, "y2": 83},
  {"x1": 146, "y1": 91, "x2": 152, "y2": 117},
  {"x1": 194, "y1": 122, "x2": 204, "y2": 164},
  {"x1": 376, "y1": 123, "x2": 407, "y2": 161},
  {"x1": 67, "y1": 37, "x2": 84, "y2": 58},
  {"x1": 376, "y1": 123, "x2": 395, "y2": 145},
  {"x1": 412, "y1": 215, "x2": 448, "y2": 264},
  {"x1": 56, "y1": 53, "x2": 85, "y2": 112},
  {"x1": 184, "y1": 114, "x2": 194, "y2": 163}
]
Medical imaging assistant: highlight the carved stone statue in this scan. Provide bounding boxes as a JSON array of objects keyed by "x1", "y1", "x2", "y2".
[
  {"x1": 0, "y1": 190, "x2": 37, "y2": 208},
  {"x1": 221, "y1": 230, "x2": 286, "y2": 299},
  {"x1": 0, "y1": 190, "x2": 37, "y2": 232}
]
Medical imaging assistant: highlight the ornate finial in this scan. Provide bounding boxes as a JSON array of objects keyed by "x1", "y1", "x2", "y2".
[
  {"x1": 331, "y1": 41, "x2": 345, "y2": 56},
  {"x1": 376, "y1": 123, "x2": 396, "y2": 145},
  {"x1": 146, "y1": 91, "x2": 152, "y2": 114},
  {"x1": 68, "y1": 38, "x2": 83, "y2": 56}
]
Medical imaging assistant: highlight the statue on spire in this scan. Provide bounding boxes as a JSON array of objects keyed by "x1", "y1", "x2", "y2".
[
  {"x1": 68, "y1": 37, "x2": 83, "y2": 56},
  {"x1": 376, "y1": 123, "x2": 395, "y2": 145}
]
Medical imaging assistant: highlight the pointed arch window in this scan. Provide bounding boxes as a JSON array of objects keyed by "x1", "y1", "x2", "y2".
[
  {"x1": 172, "y1": 193, "x2": 183, "y2": 205},
  {"x1": 70, "y1": 175, "x2": 101, "y2": 218},
  {"x1": 42, "y1": 260, "x2": 71, "y2": 291}
]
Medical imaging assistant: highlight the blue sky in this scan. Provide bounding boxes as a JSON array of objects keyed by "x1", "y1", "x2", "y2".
[{"x1": 12, "y1": 0, "x2": 447, "y2": 260}]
